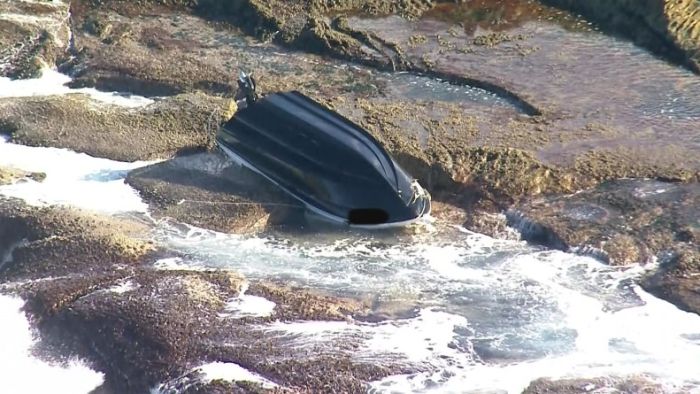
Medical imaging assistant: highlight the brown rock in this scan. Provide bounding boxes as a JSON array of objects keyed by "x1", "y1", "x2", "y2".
[
  {"x1": 603, "y1": 234, "x2": 647, "y2": 267},
  {"x1": 0, "y1": 1, "x2": 71, "y2": 79},
  {"x1": 523, "y1": 376, "x2": 665, "y2": 394},
  {"x1": 509, "y1": 180, "x2": 697, "y2": 266},
  {"x1": 0, "y1": 93, "x2": 233, "y2": 162},
  {"x1": 248, "y1": 281, "x2": 369, "y2": 321},
  {"x1": 22, "y1": 269, "x2": 244, "y2": 393},
  {"x1": 642, "y1": 248, "x2": 700, "y2": 316},
  {"x1": 0, "y1": 166, "x2": 45, "y2": 185},
  {"x1": 0, "y1": 197, "x2": 155, "y2": 281}
]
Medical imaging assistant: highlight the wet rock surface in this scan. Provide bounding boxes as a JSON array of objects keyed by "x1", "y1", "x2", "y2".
[
  {"x1": 0, "y1": 0, "x2": 70, "y2": 79},
  {"x1": 0, "y1": 197, "x2": 155, "y2": 282},
  {"x1": 0, "y1": 93, "x2": 234, "y2": 162},
  {"x1": 509, "y1": 179, "x2": 700, "y2": 316},
  {"x1": 508, "y1": 180, "x2": 698, "y2": 265},
  {"x1": 542, "y1": 0, "x2": 700, "y2": 73},
  {"x1": 522, "y1": 376, "x2": 665, "y2": 394},
  {"x1": 0, "y1": 166, "x2": 45, "y2": 185},
  {"x1": 34, "y1": 0, "x2": 700, "y2": 205},
  {"x1": 0, "y1": 198, "x2": 404, "y2": 392},
  {"x1": 642, "y1": 248, "x2": 700, "y2": 316},
  {"x1": 337, "y1": 2, "x2": 700, "y2": 183},
  {"x1": 17, "y1": 267, "x2": 400, "y2": 393}
]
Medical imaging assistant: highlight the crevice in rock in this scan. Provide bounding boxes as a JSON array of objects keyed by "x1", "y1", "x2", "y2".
[
  {"x1": 0, "y1": 216, "x2": 32, "y2": 272},
  {"x1": 329, "y1": 15, "x2": 542, "y2": 116},
  {"x1": 0, "y1": 238, "x2": 29, "y2": 271},
  {"x1": 570, "y1": 244, "x2": 611, "y2": 264},
  {"x1": 404, "y1": 68, "x2": 542, "y2": 116},
  {"x1": 505, "y1": 209, "x2": 569, "y2": 251}
]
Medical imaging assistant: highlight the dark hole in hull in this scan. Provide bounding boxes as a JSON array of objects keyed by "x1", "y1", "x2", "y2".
[{"x1": 348, "y1": 209, "x2": 390, "y2": 225}]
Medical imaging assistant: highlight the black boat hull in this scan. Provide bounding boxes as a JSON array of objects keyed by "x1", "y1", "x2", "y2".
[{"x1": 215, "y1": 91, "x2": 431, "y2": 227}]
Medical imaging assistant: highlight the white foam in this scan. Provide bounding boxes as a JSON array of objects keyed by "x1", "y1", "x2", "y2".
[
  {"x1": 0, "y1": 136, "x2": 150, "y2": 213},
  {"x1": 222, "y1": 283, "x2": 276, "y2": 318},
  {"x1": 368, "y1": 251, "x2": 700, "y2": 393},
  {"x1": 199, "y1": 236, "x2": 700, "y2": 393},
  {"x1": 0, "y1": 68, "x2": 154, "y2": 107},
  {"x1": 153, "y1": 257, "x2": 192, "y2": 270},
  {"x1": 106, "y1": 279, "x2": 138, "y2": 294},
  {"x1": 198, "y1": 362, "x2": 277, "y2": 388},
  {"x1": 268, "y1": 308, "x2": 471, "y2": 366},
  {"x1": 0, "y1": 295, "x2": 104, "y2": 393}
]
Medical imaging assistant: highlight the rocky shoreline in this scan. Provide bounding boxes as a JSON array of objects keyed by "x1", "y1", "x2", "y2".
[{"x1": 1, "y1": 0, "x2": 698, "y2": 392}]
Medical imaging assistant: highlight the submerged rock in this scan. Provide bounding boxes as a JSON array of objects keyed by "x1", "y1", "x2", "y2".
[
  {"x1": 0, "y1": 166, "x2": 45, "y2": 185},
  {"x1": 542, "y1": 0, "x2": 700, "y2": 73}
]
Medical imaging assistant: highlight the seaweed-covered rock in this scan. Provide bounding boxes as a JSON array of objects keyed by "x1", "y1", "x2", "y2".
[
  {"x1": 248, "y1": 282, "x2": 369, "y2": 321},
  {"x1": 0, "y1": 198, "x2": 155, "y2": 281},
  {"x1": 22, "y1": 269, "x2": 244, "y2": 393},
  {"x1": 508, "y1": 179, "x2": 698, "y2": 265},
  {"x1": 0, "y1": 1, "x2": 71, "y2": 78},
  {"x1": 17, "y1": 265, "x2": 404, "y2": 393},
  {"x1": 0, "y1": 198, "x2": 400, "y2": 392},
  {"x1": 334, "y1": 98, "x2": 580, "y2": 201},
  {"x1": 56, "y1": 2, "x2": 700, "y2": 206},
  {"x1": 523, "y1": 376, "x2": 664, "y2": 393},
  {"x1": 0, "y1": 93, "x2": 234, "y2": 162}
]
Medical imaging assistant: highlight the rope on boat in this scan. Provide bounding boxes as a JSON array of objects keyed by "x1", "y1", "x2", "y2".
[{"x1": 175, "y1": 199, "x2": 302, "y2": 208}]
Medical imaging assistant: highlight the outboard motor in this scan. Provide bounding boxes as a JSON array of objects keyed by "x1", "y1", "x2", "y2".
[{"x1": 237, "y1": 71, "x2": 258, "y2": 107}]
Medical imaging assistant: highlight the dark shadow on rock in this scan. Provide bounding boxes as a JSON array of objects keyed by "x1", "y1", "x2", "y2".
[
  {"x1": 126, "y1": 150, "x2": 307, "y2": 234},
  {"x1": 0, "y1": 210, "x2": 31, "y2": 266},
  {"x1": 505, "y1": 209, "x2": 569, "y2": 251},
  {"x1": 641, "y1": 248, "x2": 700, "y2": 316},
  {"x1": 541, "y1": 0, "x2": 698, "y2": 74},
  {"x1": 0, "y1": 118, "x2": 18, "y2": 137},
  {"x1": 67, "y1": 75, "x2": 184, "y2": 97}
]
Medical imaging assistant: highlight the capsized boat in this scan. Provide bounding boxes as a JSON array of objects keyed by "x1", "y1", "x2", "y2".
[{"x1": 215, "y1": 73, "x2": 431, "y2": 227}]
